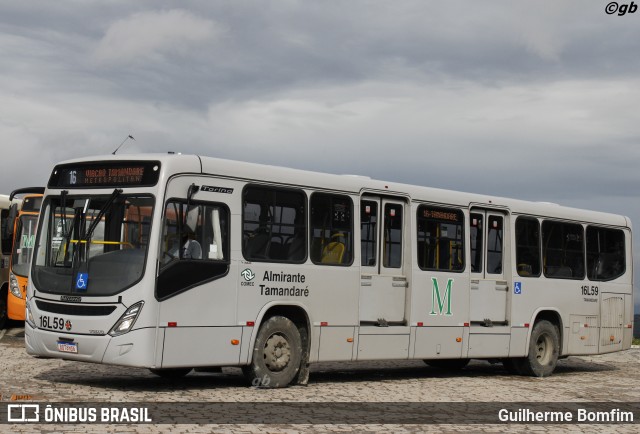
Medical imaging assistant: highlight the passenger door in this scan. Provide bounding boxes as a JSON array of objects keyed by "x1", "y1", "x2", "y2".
[
  {"x1": 469, "y1": 208, "x2": 509, "y2": 325},
  {"x1": 359, "y1": 196, "x2": 408, "y2": 324}
]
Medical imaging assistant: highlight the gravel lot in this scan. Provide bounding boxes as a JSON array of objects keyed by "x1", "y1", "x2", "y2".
[{"x1": 1, "y1": 325, "x2": 638, "y2": 433}]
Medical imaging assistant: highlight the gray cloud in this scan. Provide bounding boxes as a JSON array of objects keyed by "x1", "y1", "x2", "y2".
[{"x1": 0, "y1": 0, "x2": 639, "y2": 306}]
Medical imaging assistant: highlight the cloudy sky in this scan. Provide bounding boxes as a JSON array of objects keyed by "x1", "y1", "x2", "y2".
[{"x1": 1, "y1": 1, "x2": 639, "y2": 306}]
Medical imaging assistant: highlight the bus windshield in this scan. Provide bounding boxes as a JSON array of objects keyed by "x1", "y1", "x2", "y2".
[
  {"x1": 12, "y1": 214, "x2": 38, "y2": 277},
  {"x1": 32, "y1": 193, "x2": 154, "y2": 296}
]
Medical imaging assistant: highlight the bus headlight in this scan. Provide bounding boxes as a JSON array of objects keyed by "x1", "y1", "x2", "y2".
[
  {"x1": 109, "y1": 301, "x2": 144, "y2": 336},
  {"x1": 25, "y1": 301, "x2": 36, "y2": 328},
  {"x1": 9, "y1": 273, "x2": 21, "y2": 299}
]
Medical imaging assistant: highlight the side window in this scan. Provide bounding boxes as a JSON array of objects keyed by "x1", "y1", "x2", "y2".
[
  {"x1": 541, "y1": 221, "x2": 584, "y2": 279},
  {"x1": 1, "y1": 208, "x2": 11, "y2": 255},
  {"x1": 243, "y1": 186, "x2": 306, "y2": 263},
  {"x1": 383, "y1": 203, "x2": 403, "y2": 268},
  {"x1": 515, "y1": 217, "x2": 541, "y2": 277},
  {"x1": 161, "y1": 201, "x2": 229, "y2": 264},
  {"x1": 487, "y1": 216, "x2": 503, "y2": 275},
  {"x1": 417, "y1": 206, "x2": 464, "y2": 272},
  {"x1": 157, "y1": 200, "x2": 230, "y2": 299},
  {"x1": 360, "y1": 201, "x2": 378, "y2": 267},
  {"x1": 310, "y1": 193, "x2": 353, "y2": 265},
  {"x1": 470, "y1": 213, "x2": 483, "y2": 273},
  {"x1": 586, "y1": 226, "x2": 625, "y2": 281}
]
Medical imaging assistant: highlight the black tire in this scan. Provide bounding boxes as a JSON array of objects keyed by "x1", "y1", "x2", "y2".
[
  {"x1": 244, "y1": 316, "x2": 302, "y2": 388},
  {"x1": 515, "y1": 320, "x2": 559, "y2": 377},
  {"x1": 149, "y1": 368, "x2": 192, "y2": 378},
  {"x1": 424, "y1": 358, "x2": 470, "y2": 370},
  {"x1": 0, "y1": 288, "x2": 8, "y2": 330}
]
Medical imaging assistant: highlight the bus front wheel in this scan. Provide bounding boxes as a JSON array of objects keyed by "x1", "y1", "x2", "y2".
[
  {"x1": 244, "y1": 315, "x2": 302, "y2": 388},
  {"x1": 516, "y1": 320, "x2": 559, "y2": 377}
]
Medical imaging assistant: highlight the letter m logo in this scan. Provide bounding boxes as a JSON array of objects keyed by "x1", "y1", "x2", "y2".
[{"x1": 430, "y1": 277, "x2": 453, "y2": 316}]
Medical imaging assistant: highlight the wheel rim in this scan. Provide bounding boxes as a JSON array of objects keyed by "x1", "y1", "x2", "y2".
[
  {"x1": 263, "y1": 333, "x2": 291, "y2": 372},
  {"x1": 535, "y1": 333, "x2": 553, "y2": 365}
]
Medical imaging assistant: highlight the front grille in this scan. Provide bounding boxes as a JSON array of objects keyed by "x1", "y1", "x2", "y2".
[{"x1": 35, "y1": 300, "x2": 117, "y2": 316}]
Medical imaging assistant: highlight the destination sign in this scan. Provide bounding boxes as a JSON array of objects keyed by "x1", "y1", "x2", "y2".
[
  {"x1": 422, "y1": 207, "x2": 461, "y2": 222},
  {"x1": 49, "y1": 161, "x2": 161, "y2": 188}
]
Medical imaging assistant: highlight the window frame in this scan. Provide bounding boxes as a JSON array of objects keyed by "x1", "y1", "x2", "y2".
[
  {"x1": 541, "y1": 220, "x2": 585, "y2": 280},
  {"x1": 309, "y1": 192, "x2": 354, "y2": 267},
  {"x1": 515, "y1": 216, "x2": 542, "y2": 278},
  {"x1": 156, "y1": 198, "x2": 231, "y2": 300},
  {"x1": 383, "y1": 202, "x2": 404, "y2": 269},
  {"x1": 416, "y1": 205, "x2": 465, "y2": 273},
  {"x1": 586, "y1": 225, "x2": 626, "y2": 282},
  {"x1": 242, "y1": 185, "x2": 308, "y2": 264},
  {"x1": 360, "y1": 200, "x2": 379, "y2": 267}
]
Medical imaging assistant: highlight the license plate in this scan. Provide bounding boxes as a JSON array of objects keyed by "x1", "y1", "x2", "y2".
[
  {"x1": 40, "y1": 315, "x2": 67, "y2": 331},
  {"x1": 57, "y1": 342, "x2": 78, "y2": 354}
]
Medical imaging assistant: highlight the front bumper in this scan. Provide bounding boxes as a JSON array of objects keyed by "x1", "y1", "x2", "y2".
[
  {"x1": 25, "y1": 323, "x2": 158, "y2": 367},
  {"x1": 7, "y1": 292, "x2": 25, "y2": 321}
]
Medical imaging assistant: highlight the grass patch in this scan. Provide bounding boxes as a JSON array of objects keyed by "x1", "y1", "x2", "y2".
[{"x1": 633, "y1": 338, "x2": 640, "y2": 346}]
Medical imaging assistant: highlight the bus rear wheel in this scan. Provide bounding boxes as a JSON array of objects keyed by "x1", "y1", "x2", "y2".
[
  {"x1": 515, "y1": 320, "x2": 559, "y2": 377},
  {"x1": 244, "y1": 315, "x2": 302, "y2": 388}
]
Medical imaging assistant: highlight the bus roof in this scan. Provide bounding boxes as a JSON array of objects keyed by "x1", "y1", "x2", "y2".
[{"x1": 49, "y1": 153, "x2": 630, "y2": 228}]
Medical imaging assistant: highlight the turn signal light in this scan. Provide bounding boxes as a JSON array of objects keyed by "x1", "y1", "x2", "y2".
[{"x1": 231, "y1": 339, "x2": 240, "y2": 345}]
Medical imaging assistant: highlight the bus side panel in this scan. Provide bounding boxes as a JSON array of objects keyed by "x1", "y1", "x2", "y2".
[
  {"x1": 508, "y1": 327, "x2": 528, "y2": 357},
  {"x1": 237, "y1": 263, "x2": 360, "y2": 363},
  {"x1": 317, "y1": 326, "x2": 355, "y2": 362},
  {"x1": 357, "y1": 333, "x2": 410, "y2": 360},
  {"x1": 101, "y1": 328, "x2": 160, "y2": 367},
  {"x1": 567, "y1": 315, "x2": 599, "y2": 355},
  {"x1": 161, "y1": 326, "x2": 242, "y2": 368},
  {"x1": 623, "y1": 294, "x2": 633, "y2": 349},
  {"x1": 408, "y1": 271, "x2": 471, "y2": 328},
  {"x1": 467, "y1": 333, "x2": 510, "y2": 358},
  {"x1": 408, "y1": 271, "x2": 471, "y2": 360},
  {"x1": 413, "y1": 326, "x2": 464, "y2": 359},
  {"x1": 598, "y1": 293, "x2": 626, "y2": 354}
]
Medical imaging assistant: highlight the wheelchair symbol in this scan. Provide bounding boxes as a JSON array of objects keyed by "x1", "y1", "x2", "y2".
[
  {"x1": 76, "y1": 273, "x2": 88, "y2": 290},
  {"x1": 514, "y1": 282, "x2": 522, "y2": 294}
]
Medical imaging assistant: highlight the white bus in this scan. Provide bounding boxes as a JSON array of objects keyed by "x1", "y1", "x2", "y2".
[{"x1": 25, "y1": 154, "x2": 633, "y2": 387}]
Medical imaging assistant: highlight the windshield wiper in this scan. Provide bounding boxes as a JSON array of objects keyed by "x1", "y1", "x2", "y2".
[
  {"x1": 82, "y1": 188, "x2": 122, "y2": 242},
  {"x1": 66, "y1": 189, "x2": 122, "y2": 293},
  {"x1": 54, "y1": 191, "x2": 80, "y2": 267},
  {"x1": 60, "y1": 190, "x2": 68, "y2": 242}
]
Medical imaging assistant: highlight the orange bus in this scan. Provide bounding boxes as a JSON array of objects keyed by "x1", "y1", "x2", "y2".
[
  {"x1": 0, "y1": 193, "x2": 22, "y2": 329},
  {"x1": 6, "y1": 188, "x2": 44, "y2": 324}
]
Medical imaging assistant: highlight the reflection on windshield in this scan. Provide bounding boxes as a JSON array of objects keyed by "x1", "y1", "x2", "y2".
[
  {"x1": 32, "y1": 194, "x2": 154, "y2": 296},
  {"x1": 12, "y1": 214, "x2": 38, "y2": 277}
]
